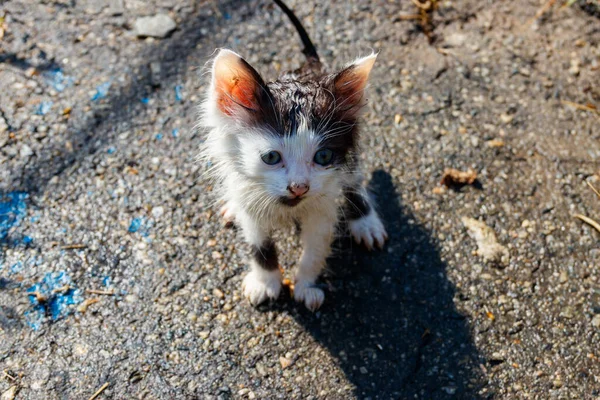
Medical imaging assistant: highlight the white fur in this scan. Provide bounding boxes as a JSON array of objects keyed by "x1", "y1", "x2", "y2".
[
  {"x1": 242, "y1": 266, "x2": 282, "y2": 305},
  {"x1": 294, "y1": 281, "x2": 325, "y2": 312},
  {"x1": 349, "y1": 211, "x2": 388, "y2": 250}
]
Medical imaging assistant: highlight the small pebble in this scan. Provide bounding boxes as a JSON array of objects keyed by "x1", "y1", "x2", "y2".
[
  {"x1": 20, "y1": 144, "x2": 33, "y2": 158},
  {"x1": 151, "y1": 206, "x2": 164, "y2": 219},
  {"x1": 134, "y1": 14, "x2": 176, "y2": 38},
  {"x1": 279, "y1": 356, "x2": 293, "y2": 369},
  {"x1": 559, "y1": 271, "x2": 568, "y2": 284},
  {"x1": 199, "y1": 331, "x2": 210, "y2": 340}
]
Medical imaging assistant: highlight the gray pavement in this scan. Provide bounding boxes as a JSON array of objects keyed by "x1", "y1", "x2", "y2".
[{"x1": 1, "y1": 1, "x2": 600, "y2": 399}]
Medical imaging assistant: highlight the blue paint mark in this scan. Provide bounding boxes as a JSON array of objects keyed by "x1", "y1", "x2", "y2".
[
  {"x1": 128, "y1": 218, "x2": 142, "y2": 233},
  {"x1": 102, "y1": 276, "x2": 111, "y2": 287},
  {"x1": 128, "y1": 217, "x2": 152, "y2": 237},
  {"x1": 91, "y1": 81, "x2": 111, "y2": 101},
  {"x1": 174, "y1": 85, "x2": 183, "y2": 102},
  {"x1": 141, "y1": 97, "x2": 150, "y2": 105},
  {"x1": 223, "y1": 12, "x2": 231, "y2": 20},
  {"x1": 0, "y1": 192, "x2": 28, "y2": 242},
  {"x1": 107, "y1": 147, "x2": 116, "y2": 154},
  {"x1": 155, "y1": 133, "x2": 163, "y2": 140},
  {"x1": 35, "y1": 101, "x2": 53, "y2": 115},
  {"x1": 25, "y1": 272, "x2": 83, "y2": 330},
  {"x1": 30, "y1": 214, "x2": 40, "y2": 223},
  {"x1": 29, "y1": 255, "x2": 43, "y2": 266},
  {"x1": 42, "y1": 68, "x2": 74, "y2": 92},
  {"x1": 10, "y1": 261, "x2": 23, "y2": 274},
  {"x1": 172, "y1": 128, "x2": 179, "y2": 138},
  {"x1": 24, "y1": 307, "x2": 45, "y2": 331},
  {"x1": 22, "y1": 236, "x2": 33, "y2": 245}
]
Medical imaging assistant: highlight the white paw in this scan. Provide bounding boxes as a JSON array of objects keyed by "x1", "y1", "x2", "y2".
[
  {"x1": 349, "y1": 212, "x2": 388, "y2": 250},
  {"x1": 242, "y1": 268, "x2": 282, "y2": 306},
  {"x1": 220, "y1": 202, "x2": 236, "y2": 226},
  {"x1": 293, "y1": 280, "x2": 325, "y2": 312}
]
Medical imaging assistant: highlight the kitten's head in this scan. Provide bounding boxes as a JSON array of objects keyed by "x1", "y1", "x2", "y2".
[{"x1": 203, "y1": 49, "x2": 376, "y2": 212}]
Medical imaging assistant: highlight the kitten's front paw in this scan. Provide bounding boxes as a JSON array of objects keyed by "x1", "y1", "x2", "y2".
[
  {"x1": 219, "y1": 203, "x2": 236, "y2": 227},
  {"x1": 242, "y1": 269, "x2": 282, "y2": 306},
  {"x1": 349, "y1": 212, "x2": 388, "y2": 251},
  {"x1": 293, "y1": 280, "x2": 324, "y2": 312}
]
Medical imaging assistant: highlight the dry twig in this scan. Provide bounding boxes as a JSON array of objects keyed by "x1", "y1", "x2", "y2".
[
  {"x1": 527, "y1": 0, "x2": 558, "y2": 25},
  {"x1": 61, "y1": 244, "x2": 87, "y2": 250},
  {"x1": 86, "y1": 289, "x2": 115, "y2": 296},
  {"x1": 77, "y1": 298, "x2": 100, "y2": 313},
  {"x1": 561, "y1": 100, "x2": 600, "y2": 115},
  {"x1": 574, "y1": 214, "x2": 600, "y2": 234},
  {"x1": 88, "y1": 382, "x2": 109, "y2": 400},
  {"x1": 2, "y1": 370, "x2": 16, "y2": 381},
  {"x1": 587, "y1": 181, "x2": 600, "y2": 199}
]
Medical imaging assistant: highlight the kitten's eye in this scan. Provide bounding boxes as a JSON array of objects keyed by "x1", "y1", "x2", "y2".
[
  {"x1": 261, "y1": 151, "x2": 282, "y2": 165},
  {"x1": 313, "y1": 148, "x2": 334, "y2": 166}
]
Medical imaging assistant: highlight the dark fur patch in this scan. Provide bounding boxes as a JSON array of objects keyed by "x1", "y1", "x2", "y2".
[
  {"x1": 263, "y1": 77, "x2": 361, "y2": 166},
  {"x1": 344, "y1": 188, "x2": 371, "y2": 220},
  {"x1": 279, "y1": 196, "x2": 304, "y2": 207},
  {"x1": 251, "y1": 239, "x2": 278, "y2": 271}
]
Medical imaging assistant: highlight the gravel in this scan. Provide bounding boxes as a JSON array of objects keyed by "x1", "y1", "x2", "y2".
[
  {"x1": 1, "y1": 0, "x2": 599, "y2": 399},
  {"x1": 134, "y1": 14, "x2": 177, "y2": 39}
]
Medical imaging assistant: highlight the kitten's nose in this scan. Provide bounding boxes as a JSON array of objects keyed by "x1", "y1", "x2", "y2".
[{"x1": 287, "y1": 182, "x2": 309, "y2": 197}]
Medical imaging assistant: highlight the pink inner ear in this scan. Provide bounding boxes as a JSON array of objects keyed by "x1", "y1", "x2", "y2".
[
  {"x1": 334, "y1": 54, "x2": 377, "y2": 111},
  {"x1": 213, "y1": 51, "x2": 260, "y2": 115}
]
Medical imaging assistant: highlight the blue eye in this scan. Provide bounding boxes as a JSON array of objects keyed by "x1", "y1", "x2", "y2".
[
  {"x1": 313, "y1": 148, "x2": 334, "y2": 166},
  {"x1": 261, "y1": 151, "x2": 282, "y2": 165}
]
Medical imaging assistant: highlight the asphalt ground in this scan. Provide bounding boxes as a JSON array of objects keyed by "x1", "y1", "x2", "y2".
[{"x1": 1, "y1": 1, "x2": 599, "y2": 399}]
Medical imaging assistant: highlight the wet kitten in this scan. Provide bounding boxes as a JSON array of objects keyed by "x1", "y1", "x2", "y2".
[{"x1": 200, "y1": 1, "x2": 387, "y2": 311}]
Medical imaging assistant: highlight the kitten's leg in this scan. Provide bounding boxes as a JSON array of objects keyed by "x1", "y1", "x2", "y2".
[
  {"x1": 344, "y1": 185, "x2": 388, "y2": 250},
  {"x1": 294, "y1": 209, "x2": 337, "y2": 311},
  {"x1": 238, "y1": 212, "x2": 282, "y2": 305}
]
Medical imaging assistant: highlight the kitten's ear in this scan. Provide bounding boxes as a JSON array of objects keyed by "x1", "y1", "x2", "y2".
[
  {"x1": 210, "y1": 49, "x2": 268, "y2": 119},
  {"x1": 332, "y1": 53, "x2": 377, "y2": 115}
]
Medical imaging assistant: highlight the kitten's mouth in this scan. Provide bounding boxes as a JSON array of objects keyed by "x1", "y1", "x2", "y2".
[{"x1": 279, "y1": 196, "x2": 304, "y2": 207}]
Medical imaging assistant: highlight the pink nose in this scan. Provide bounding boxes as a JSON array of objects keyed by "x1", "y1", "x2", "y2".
[{"x1": 288, "y1": 183, "x2": 309, "y2": 197}]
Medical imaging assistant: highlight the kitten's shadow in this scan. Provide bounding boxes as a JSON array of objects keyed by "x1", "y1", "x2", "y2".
[{"x1": 289, "y1": 170, "x2": 485, "y2": 398}]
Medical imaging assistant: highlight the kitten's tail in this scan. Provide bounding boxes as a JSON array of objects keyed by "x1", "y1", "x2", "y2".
[{"x1": 273, "y1": 0, "x2": 319, "y2": 62}]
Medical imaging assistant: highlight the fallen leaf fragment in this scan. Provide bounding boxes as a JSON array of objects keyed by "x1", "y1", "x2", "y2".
[
  {"x1": 441, "y1": 168, "x2": 477, "y2": 187},
  {"x1": 461, "y1": 217, "x2": 509, "y2": 265}
]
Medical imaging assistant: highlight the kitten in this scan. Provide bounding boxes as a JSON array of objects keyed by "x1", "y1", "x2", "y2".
[{"x1": 200, "y1": 0, "x2": 387, "y2": 311}]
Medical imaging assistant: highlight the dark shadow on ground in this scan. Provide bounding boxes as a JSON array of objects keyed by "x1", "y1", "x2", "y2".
[
  {"x1": 294, "y1": 170, "x2": 487, "y2": 399},
  {"x1": 10, "y1": 0, "x2": 251, "y2": 194}
]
